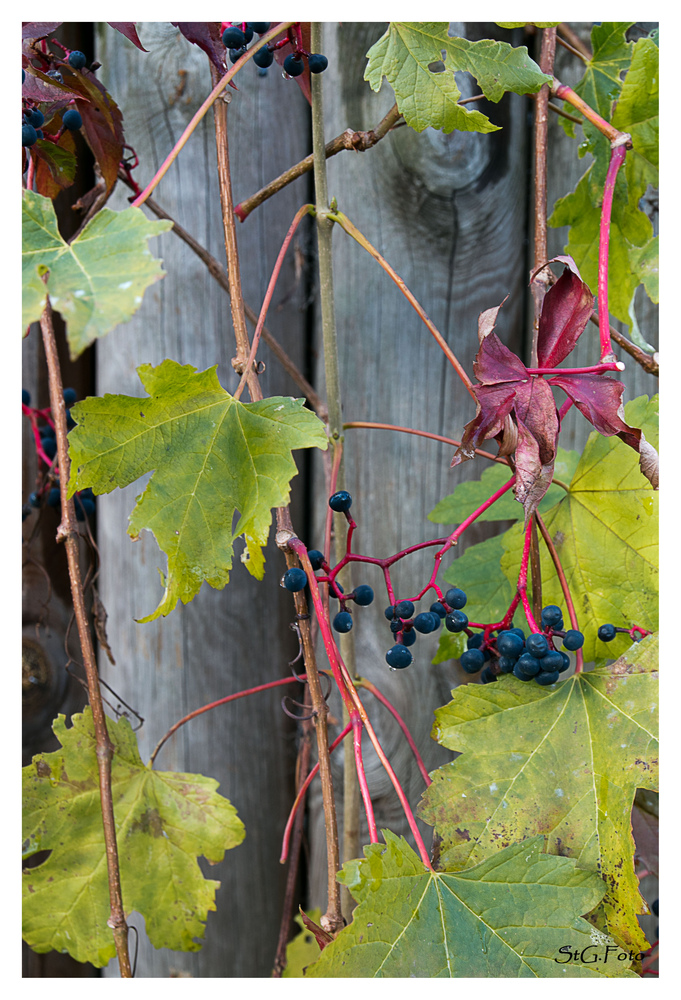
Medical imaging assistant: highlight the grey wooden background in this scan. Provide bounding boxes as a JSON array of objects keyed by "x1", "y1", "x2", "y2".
[{"x1": 24, "y1": 21, "x2": 657, "y2": 978}]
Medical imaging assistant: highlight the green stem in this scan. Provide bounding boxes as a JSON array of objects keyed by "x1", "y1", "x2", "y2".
[{"x1": 310, "y1": 21, "x2": 360, "y2": 921}]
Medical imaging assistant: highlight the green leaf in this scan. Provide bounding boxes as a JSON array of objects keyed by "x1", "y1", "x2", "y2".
[
  {"x1": 365, "y1": 22, "x2": 550, "y2": 134},
  {"x1": 22, "y1": 709, "x2": 245, "y2": 967},
  {"x1": 22, "y1": 190, "x2": 172, "y2": 358},
  {"x1": 629, "y1": 236, "x2": 658, "y2": 304},
  {"x1": 419, "y1": 634, "x2": 658, "y2": 953},
  {"x1": 429, "y1": 449, "x2": 579, "y2": 525},
  {"x1": 443, "y1": 534, "x2": 515, "y2": 626},
  {"x1": 500, "y1": 395, "x2": 658, "y2": 662},
  {"x1": 496, "y1": 23, "x2": 561, "y2": 28},
  {"x1": 432, "y1": 630, "x2": 466, "y2": 665},
  {"x1": 305, "y1": 833, "x2": 634, "y2": 977},
  {"x1": 283, "y1": 909, "x2": 323, "y2": 977},
  {"x1": 68, "y1": 360, "x2": 328, "y2": 621},
  {"x1": 575, "y1": 22, "x2": 633, "y2": 121}
]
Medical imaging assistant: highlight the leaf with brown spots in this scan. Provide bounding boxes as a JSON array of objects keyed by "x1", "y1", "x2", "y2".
[
  {"x1": 22, "y1": 708, "x2": 244, "y2": 967},
  {"x1": 418, "y1": 633, "x2": 658, "y2": 953}
]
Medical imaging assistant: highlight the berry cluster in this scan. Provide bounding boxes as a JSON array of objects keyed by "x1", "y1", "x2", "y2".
[
  {"x1": 22, "y1": 387, "x2": 95, "y2": 524},
  {"x1": 220, "y1": 22, "x2": 328, "y2": 78}
]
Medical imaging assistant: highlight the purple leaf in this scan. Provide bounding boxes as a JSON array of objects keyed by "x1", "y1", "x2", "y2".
[
  {"x1": 22, "y1": 66, "x2": 83, "y2": 104},
  {"x1": 537, "y1": 266, "x2": 594, "y2": 368},
  {"x1": 473, "y1": 331, "x2": 528, "y2": 385},
  {"x1": 548, "y1": 374, "x2": 642, "y2": 449},
  {"x1": 22, "y1": 22, "x2": 62, "y2": 39},
  {"x1": 172, "y1": 22, "x2": 226, "y2": 72},
  {"x1": 512, "y1": 378, "x2": 559, "y2": 519},
  {"x1": 451, "y1": 384, "x2": 517, "y2": 466},
  {"x1": 107, "y1": 22, "x2": 148, "y2": 52},
  {"x1": 272, "y1": 23, "x2": 312, "y2": 105},
  {"x1": 57, "y1": 65, "x2": 124, "y2": 195}
]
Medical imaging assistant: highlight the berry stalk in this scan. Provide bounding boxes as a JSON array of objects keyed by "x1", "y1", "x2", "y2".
[
  {"x1": 535, "y1": 512, "x2": 584, "y2": 673},
  {"x1": 598, "y1": 141, "x2": 629, "y2": 363}
]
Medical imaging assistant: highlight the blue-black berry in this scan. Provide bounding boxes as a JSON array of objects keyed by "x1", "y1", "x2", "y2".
[
  {"x1": 444, "y1": 587, "x2": 467, "y2": 610},
  {"x1": 42, "y1": 437, "x2": 57, "y2": 459},
  {"x1": 430, "y1": 601, "x2": 446, "y2": 618},
  {"x1": 63, "y1": 387, "x2": 77, "y2": 406},
  {"x1": 395, "y1": 600, "x2": 414, "y2": 619},
  {"x1": 562, "y1": 629, "x2": 584, "y2": 651},
  {"x1": 460, "y1": 648, "x2": 485, "y2": 673},
  {"x1": 283, "y1": 567, "x2": 307, "y2": 592},
  {"x1": 445, "y1": 610, "x2": 468, "y2": 633},
  {"x1": 329, "y1": 582, "x2": 344, "y2": 599},
  {"x1": 414, "y1": 612, "x2": 438, "y2": 634},
  {"x1": 284, "y1": 54, "x2": 305, "y2": 77},
  {"x1": 535, "y1": 670, "x2": 560, "y2": 686},
  {"x1": 480, "y1": 664, "x2": 497, "y2": 684},
  {"x1": 68, "y1": 50, "x2": 87, "y2": 70},
  {"x1": 498, "y1": 656, "x2": 517, "y2": 673},
  {"x1": 515, "y1": 653, "x2": 541, "y2": 677},
  {"x1": 333, "y1": 611, "x2": 353, "y2": 633},
  {"x1": 353, "y1": 584, "x2": 374, "y2": 606},
  {"x1": 229, "y1": 47, "x2": 247, "y2": 64},
  {"x1": 402, "y1": 629, "x2": 417, "y2": 647},
  {"x1": 540, "y1": 605, "x2": 563, "y2": 627},
  {"x1": 308, "y1": 53, "x2": 328, "y2": 73},
  {"x1": 389, "y1": 619, "x2": 402, "y2": 634},
  {"x1": 26, "y1": 108, "x2": 45, "y2": 127},
  {"x1": 22, "y1": 389, "x2": 31, "y2": 406},
  {"x1": 559, "y1": 652, "x2": 571, "y2": 672},
  {"x1": 386, "y1": 644, "x2": 413, "y2": 669},
  {"x1": 526, "y1": 633, "x2": 549, "y2": 658},
  {"x1": 540, "y1": 650, "x2": 564, "y2": 673},
  {"x1": 62, "y1": 109, "x2": 82, "y2": 130},
  {"x1": 496, "y1": 630, "x2": 524, "y2": 658},
  {"x1": 47, "y1": 487, "x2": 61, "y2": 508},
  {"x1": 253, "y1": 46, "x2": 274, "y2": 68},
  {"x1": 598, "y1": 623, "x2": 617, "y2": 642},
  {"x1": 222, "y1": 26, "x2": 246, "y2": 48},
  {"x1": 307, "y1": 549, "x2": 325, "y2": 570},
  {"x1": 248, "y1": 22, "x2": 271, "y2": 33},
  {"x1": 29, "y1": 491, "x2": 42, "y2": 508},
  {"x1": 22, "y1": 123, "x2": 38, "y2": 146},
  {"x1": 328, "y1": 490, "x2": 352, "y2": 512}
]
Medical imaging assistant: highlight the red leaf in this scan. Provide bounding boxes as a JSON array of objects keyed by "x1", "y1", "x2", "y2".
[
  {"x1": 451, "y1": 384, "x2": 517, "y2": 467},
  {"x1": 57, "y1": 66, "x2": 124, "y2": 195},
  {"x1": 272, "y1": 23, "x2": 312, "y2": 105},
  {"x1": 33, "y1": 131, "x2": 77, "y2": 199},
  {"x1": 298, "y1": 907, "x2": 333, "y2": 952},
  {"x1": 512, "y1": 378, "x2": 559, "y2": 519},
  {"x1": 548, "y1": 374, "x2": 641, "y2": 449},
  {"x1": 473, "y1": 331, "x2": 528, "y2": 385},
  {"x1": 107, "y1": 22, "x2": 148, "y2": 52},
  {"x1": 22, "y1": 65, "x2": 83, "y2": 105},
  {"x1": 172, "y1": 22, "x2": 227, "y2": 72},
  {"x1": 22, "y1": 22, "x2": 62, "y2": 39},
  {"x1": 536, "y1": 266, "x2": 594, "y2": 368}
]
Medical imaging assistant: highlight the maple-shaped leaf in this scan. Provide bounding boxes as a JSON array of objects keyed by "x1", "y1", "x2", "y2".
[
  {"x1": 22, "y1": 191, "x2": 172, "y2": 357},
  {"x1": 67, "y1": 360, "x2": 328, "y2": 621},
  {"x1": 419, "y1": 633, "x2": 658, "y2": 953},
  {"x1": 107, "y1": 22, "x2": 148, "y2": 51},
  {"x1": 365, "y1": 23, "x2": 550, "y2": 134},
  {"x1": 22, "y1": 709, "x2": 245, "y2": 967},
  {"x1": 500, "y1": 394, "x2": 658, "y2": 662},
  {"x1": 172, "y1": 23, "x2": 227, "y2": 72},
  {"x1": 305, "y1": 833, "x2": 635, "y2": 977}
]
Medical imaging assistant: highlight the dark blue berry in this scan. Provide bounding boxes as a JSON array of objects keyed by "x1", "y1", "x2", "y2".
[
  {"x1": 29, "y1": 491, "x2": 42, "y2": 508},
  {"x1": 526, "y1": 633, "x2": 549, "y2": 658},
  {"x1": 467, "y1": 634, "x2": 484, "y2": 650},
  {"x1": 480, "y1": 665, "x2": 497, "y2": 684},
  {"x1": 42, "y1": 437, "x2": 57, "y2": 459},
  {"x1": 283, "y1": 567, "x2": 307, "y2": 592},
  {"x1": 598, "y1": 623, "x2": 617, "y2": 642},
  {"x1": 414, "y1": 612, "x2": 437, "y2": 634},
  {"x1": 386, "y1": 644, "x2": 412, "y2": 669},
  {"x1": 559, "y1": 652, "x2": 571, "y2": 672},
  {"x1": 79, "y1": 496, "x2": 96, "y2": 517},
  {"x1": 513, "y1": 663, "x2": 535, "y2": 681},
  {"x1": 307, "y1": 549, "x2": 325, "y2": 570},
  {"x1": 402, "y1": 629, "x2": 417, "y2": 647},
  {"x1": 562, "y1": 629, "x2": 584, "y2": 651},
  {"x1": 444, "y1": 587, "x2": 467, "y2": 610},
  {"x1": 353, "y1": 585, "x2": 374, "y2": 606},
  {"x1": 26, "y1": 108, "x2": 45, "y2": 127},
  {"x1": 497, "y1": 631, "x2": 524, "y2": 658},
  {"x1": 22, "y1": 68, "x2": 26, "y2": 83},
  {"x1": 22, "y1": 123, "x2": 37, "y2": 146},
  {"x1": 308, "y1": 53, "x2": 328, "y2": 73},
  {"x1": 229, "y1": 47, "x2": 247, "y2": 63},
  {"x1": 535, "y1": 670, "x2": 560, "y2": 686},
  {"x1": 62, "y1": 109, "x2": 82, "y2": 130},
  {"x1": 36, "y1": 129, "x2": 44, "y2": 138},
  {"x1": 22, "y1": 504, "x2": 32, "y2": 521},
  {"x1": 384, "y1": 605, "x2": 397, "y2": 621},
  {"x1": 329, "y1": 490, "x2": 352, "y2": 512},
  {"x1": 430, "y1": 601, "x2": 446, "y2": 618},
  {"x1": 63, "y1": 387, "x2": 77, "y2": 406},
  {"x1": 540, "y1": 605, "x2": 563, "y2": 627},
  {"x1": 329, "y1": 582, "x2": 344, "y2": 599},
  {"x1": 652, "y1": 898, "x2": 658, "y2": 917},
  {"x1": 389, "y1": 619, "x2": 402, "y2": 634},
  {"x1": 242, "y1": 25, "x2": 254, "y2": 44},
  {"x1": 253, "y1": 46, "x2": 274, "y2": 68},
  {"x1": 248, "y1": 22, "x2": 271, "y2": 33},
  {"x1": 333, "y1": 611, "x2": 353, "y2": 633},
  {"x1": 222, "y1": 26, "x2": 246, "y2": 48},
  {"x1": 498, "y1": 656, "x2": 517, "y2": 673},
  {"x1": 284, "y1": 54, "x2": 305, "y2": 77},
  {"x1": 68, "y1": 50, "x2": 87, "y2": 70},
  {"x1": 66, "y1": 408, "x2": 76, "y2": 429},
  {"x1": 40, "y1": 423, "x2": 55, "y2": 439},
  {"x1": 47, "y1": 487, "x2": 61, "y2": 507},
  {"x1": 22, "y1": 389, "x2": 31, "y2": 406},
  {"x1": 509, "y1": 627, "x2": 526, "y2": 640},
  {"x1": 515, "y1": 653, "x2": 541, "y2": 677},
  {"x1": 445, "y1": 610, "x2": 468, "y2": 633},
  {"x1": 461, "y1": 648, "x2": 485, "y2": 673},
  {"x1": 540, "y1": 650, "x2": 564, "y2": 673},
  {"x1": 396, "y1": 600, "x2": 414, "y2": 619}
]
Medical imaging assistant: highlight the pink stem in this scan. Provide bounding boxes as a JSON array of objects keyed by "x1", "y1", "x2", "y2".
[
  {"x1": 150, "y1": 675, "x2": 305, "y2": 765},
  {"x1": 26, "y1": 152, "x2": 36, "y2": 191},
  {"x1": 132, "y1": 23, "x2": 294, "y2": 209},
  {"x1": 233, "y1": 203, "x2": 313, "y2": 401},
  {"x1": 444, "y1": 475, "x2": 516, "y2": 549},
  {"x1": 530, "y1": 362, "x2": 623, "y2": 375},
  {"x1": 359, "y1": 678, "x2": 431, "y2": 786},
  {"x1": 280, "y1": 722, "x2": 352, "y2": 863},
  {"x1": 598, "y1": 142, "x2": 628, "y2": 362},
  {"x1": 517, "y1": 518, "x2": 542, "y2": 633},
  {"x1": 557, "y1": 398, "x2": 573, "y2": 426},
  {"x1": 352, "y1": 716, "x2": 378, "y2": 843}
]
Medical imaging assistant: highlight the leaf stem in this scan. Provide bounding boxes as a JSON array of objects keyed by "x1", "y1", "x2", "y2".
[
  {"x1": 233, "y1": 203, "x2": 314, "y2": 401},
  {"x1": 328, "y1": 210, "x2": 476, "y2": 400},
  {"x1": 552, "y1": 80, "x2": 632, "y2": 148},
  {"x1": 535, "y1": 512, "x2": 583, "y2": 672},
  {"x1": 530, "y1": 362, "x2": 624, "y2": 375},
  {"x1": 40, "y1": 294, "x2": 132, "y2": 978},
  {"x1": 517, "y1": 517, "x2": 542, "y2": 634},
  {"x1": 131, "y1": 23, "x2": 293, "y2": 209},
  {"x1": 598, "y1": 143, "x2": 629, "y2": 363}
]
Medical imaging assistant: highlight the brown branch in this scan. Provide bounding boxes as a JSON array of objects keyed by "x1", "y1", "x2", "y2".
[
  {"x1": 39, "y1": 293, "x2": 132, "y2": 977},
  {"x1": 557, "y1": 22, "x2": 592, "y2": 60},
  {"x1": 556, "y1": 34, "x2": 588, "y2": 63},
  {"x1": 548, "y1": 100, "x2": 582, "y2": 124},
  {"x1": 117, "y1": 171, "x2": 327, "y2": 416},
  {"x1": 531, "y1": 26, "x2": 557, "y2": 367},
  {"x1": 235, "y1": 103, "x2": 403, "y2": 222},
  {"x1": 210, "y1": 63, "x2": 261, "y2": 401},
  {"x1": 590, "y1": 314, "x2": 659, "y2": 377}
]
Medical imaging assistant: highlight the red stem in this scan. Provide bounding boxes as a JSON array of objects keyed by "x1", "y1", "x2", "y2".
[
  {"x1": 352, "y1": 716, "x2": 379, "y2": 843},
  {"x1": 26, "y1": 152, "x2": 36, "y2": 191},
  {"x1": 517, "y1": 518, "x2": 542, "y2": 634},
  {"x1": 598, "y1": 142, "x2": 628, "y2": 362},
  {"x1": 358, "y1": 678, "x2": 431, "y2": 786},
  {"x1": 233, "y1": 203, "x2": 313, "y2": 401},
  {"x1": 149, "y1": 675, "x2": 306, "y2": 765},
  {"x1": 530, "y1": 362, "x2": 623, "y2": 375},
  {"x1": 535, "y1": 512, "x2": 583, "y2": 672},
  {"x1": 279, "y1": 722, "x2": 352, "y2": 863},
  {"x1": 343, "y1": 421, "x2": 511, "y2": 465}
]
